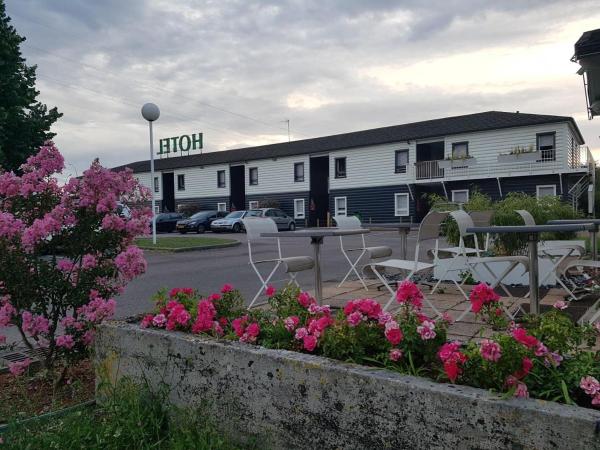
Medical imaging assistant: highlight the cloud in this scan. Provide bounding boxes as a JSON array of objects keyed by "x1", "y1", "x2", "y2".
[{"x1": 4, "y1": 0, "x2": 600, "y2": 172}]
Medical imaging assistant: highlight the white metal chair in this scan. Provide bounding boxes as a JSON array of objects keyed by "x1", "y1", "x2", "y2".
[
  {"x1": 370, "y1": 210, "x2": 449, "y2": 314},
  {"x1": 242, "y1": 218, "x2": 314, "y2": 308},
  {"x1": 333, "y1": 215, "x2": 392, "y2": 290},
  {"x1": 437, "y1": 209, "x2": 494, "y2": 258},
  {"x1": 448, "y1": 210, "x2": 529, "y2": 321}
]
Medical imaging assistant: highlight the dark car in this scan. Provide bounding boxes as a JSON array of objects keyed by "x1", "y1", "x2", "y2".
[
  {"x1": 153, "y1": 213, "x2": 184, "y2": 233},
  {"x1": 176, "y1": 210, "x2": 227, "y2": 234},
  {"x1": 249, "y1": 208, "x2": 296, "y2": 231}
]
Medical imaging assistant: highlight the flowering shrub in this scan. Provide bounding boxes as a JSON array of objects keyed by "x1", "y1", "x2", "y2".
[
  {"x1": 0, "y1": 143, "x2": 151, "y2": 373},
  {"x1": 140, "y1": 281, "x2": 600, "y2": 410},
  {"x1": 469, "y1": 282, "x2": 508, "y2": 329}
]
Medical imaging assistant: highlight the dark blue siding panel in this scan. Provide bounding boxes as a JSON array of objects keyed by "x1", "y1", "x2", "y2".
[
  {"x1": 445, "y1": 178, "x2": 501, "y2": 201},
  {"x1": 175, "y1": 196, "x2": 230, "y2": 212},
  {"x1": 329, "y1": 185, "x2": 415, "y2": 223},
  {"x1": 246, "y1": 191, "x2": 310, "y2": 222},
  {"x1": 500, "y1": 174, "x2": 563, "y2": 198}
]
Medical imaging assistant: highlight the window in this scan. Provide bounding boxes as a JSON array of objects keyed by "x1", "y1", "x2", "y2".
[
  {"x1": 177, "y1": 174, "x2": 185, "y2": 191},
  {"x1": 294, "y1": 198, "x2": 305, "y2": 219},
  {"x1": 249, "y1": 167, "x2": 258, "y2": 185},
  {"x1": 334, "y1": 197, "x2": 347, "y2": 216},
  {"x1": 217, "y1": 170, "x2": 226, "y2": 188},
  {"x1": 537, "y1": 132, "x2": 556, "y2": 161},
  {"x1": 153, "y1": 177, "x2": 159, "y2": 193},
  {"x1": 395, "y1": 150, "x2": 409, "y2": 174},
  {"x1": 248, "y1": 200, "x2": 259, "y2": 209},
  {"x1": 294, "y1": 162, "x2": 305, "y2": 182},
  {"x1": 217, "y1": 202, "x2": 227, "y2": 212},
  {"x1": 452, "y1": 142, "x2": 469, "y2": 159},
  {"x1": 334, "y1": 157, "x2": 346, "y2": 178},
  {"x1": 265, "y1": 209, "x2": 277, "y2": 217},
  {"x1": 536, "y1": 185, "x2": 556, "y2": 198},
  {"x1": 451, "y1": 189, "x2": 469, "y2": 204},
  {"x1": 153, "y1": 205, "x2": 160, "y2": 214},
  {"x1": 394, "y1": 193, "x2": 409, "y2": 216}
]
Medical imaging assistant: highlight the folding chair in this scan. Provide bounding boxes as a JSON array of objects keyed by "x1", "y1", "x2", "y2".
[
  {"x1": 242, "y1": 218, "x2": 314, "y2": 308},
  {"x1": 560, "y1": 259, "x2": 600, "y2": 312},
  {"x1": 436, "y1": 210, "x2": 494, "y2": 258},
  {"x1": 333, "y1": 215, "x2": 392, "y2": 290},
  {"x1": 448, "y1": 210, "x2": 529, "y2": 321},
  {"x1": 369, "y1": 210, "x2": 449, "y2": 314}
]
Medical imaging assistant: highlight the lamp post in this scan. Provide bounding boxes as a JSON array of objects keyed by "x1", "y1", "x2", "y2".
[{"x1": 141, "y1": 103, "x2": 160, "y2": 245}]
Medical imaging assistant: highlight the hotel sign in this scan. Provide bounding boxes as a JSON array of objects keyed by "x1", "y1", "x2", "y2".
[{"x1": 158, "y1": 133, "x2": 203, "y2": 156}]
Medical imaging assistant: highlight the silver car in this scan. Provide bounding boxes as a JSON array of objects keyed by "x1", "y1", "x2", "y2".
[
  {"x1": 210, "y1": 210, "x2": 259, "y2": 233},
  {"x1": 248, "y1": 208, "x2": 296, "y2": 231}
]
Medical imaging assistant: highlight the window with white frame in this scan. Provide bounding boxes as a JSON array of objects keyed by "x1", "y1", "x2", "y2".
[
  {"x1": 395, "y1": 150, "x2": 409, "y2": 173},
  {"x1": 452, "y1": 142, "x2": 469, "y2": 159},
  {"x1": 536, "y1": 185, "x2": 556, "y2": 199},
  {"x1": 217, "y1": 202, "x2": 227, "y2": 212},
  {"x1": 248, "y1": 200, "x2": 259, "y2": 209},
  {"x1": 294, "y1": 198, "x2": 305, "y2": 219},
  {"x1": 537, "y1": 132, "x2": 556, "y2": 161},
  {"x1": 153, "y1": 177, "x2": 159, "y2": 193},
  {"x1": 334, "y1": 197, "x2": 347, "y2": 216},
  {"x1": 249, "y1": 167, "x2": 258, "y2": 185},
  {"x1": 394, "y1": 193, "x2": 409, "y2": 216},
  {"x1": 217, "y1": 170, "x2": 226, "y2": 188},
  {"x1": 294, "y1": 162, "x2": 304, "y2": 182},
  {"x1": 334, "y1": 157, "x2": 346, "y2": 178},
  {"x1": 452, "y1": 189, "x2": 469, "y2": 204},
  {"x1": 177, "y1": 174, "x2": 185, "y2": 191}
]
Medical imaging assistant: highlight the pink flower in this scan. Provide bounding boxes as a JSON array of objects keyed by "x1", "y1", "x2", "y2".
[
  {"x1": 506, "y1": 375, "x2": 529, "y2": 398},
  {"x1": 385, "y1": 327, "x2": 403, "y2": 346},
  {"x1": 347, "y1": 311, "x2": 364, "y2": 327},
  {"x1": 511, "y1": 328, "x2": 539, "y2": 349},
  {"x1": 9, "y1": 358, "x2": 31, "y2": 377},
  {"x1": 377, "y1": 312, "x2": 392, "y2": 325},
  {"x1": 0, "y1": 300, "x2": 15, "y2": 327},
  {"x1": 417, "y1": 320, "x2": 436, "y2": 340},
  {"x1": 592, "y1": 394, "x2": 600, "y2": 406},
  {"x1": 553, "y1": 300, "x2": 568, "y2": 310},
  {"x1": 580, "y1": 376, "x2": 600, "y2": 396},
  {"x1": 140, "y1": 314, "x2": 154, "y2": 328},
  {"x1": 56, "y1": 334, "x2": 75, "y2": 349},
  {"x1": 469, "y1": 282, "x2": 500, "y2": 313},
  {"x1": 303, "y1": 334, "x2": 318, "y2": 352},
  {"x1": 534, "y1": 342, "x2": 549, "y2": 357},
  {"x1": 479, "y1": 339, "x2": 502, "y2": 362},
  {"x1": 343, "y1": 298, "x2": 382, "y2": 320},
  {"x1": 389, "y1": 348, "x2": 403, "y2": 361},
  {"x1": 294, "y1": 327, "x2": 308, "y2": 340},
  {"x1": 152, "y1": 314, "x2": 167, "y2": 327},
  {"x1": 21, "y1": 311, "x2": 49, "y2": 337},
  {"x1": 265, "y1": 285, "x2": 276, "y2": 297},
  {"x1": 396, "y1": 280, "x2": 423, "y2": 309},
  {"x1": 220, "y1": 284, "x2": 233, "y2": 293},
  {"x1": 114, "y1": 246, "x2": 147, "y2": 281},
  {"x1": 169, "y1": 287, "x2": 195, "y2": 298},
  {"x1": 284, "y1": 316, "x2": 300, "y2": 332},
  {"x1": 57, "y1": 259, "x2": 74, "y2": 272},
  {"x1": 82, "y1": 330, "x2": 95, "y2": 346},
  {"x1": 81, "y1": 254, "x2": 97, "y2": 270},
  {"x1": 297, "y1": 291, "x2": 314, "y2": 308}
]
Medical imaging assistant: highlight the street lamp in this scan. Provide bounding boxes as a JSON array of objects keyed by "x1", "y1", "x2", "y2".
[{"x1": 141, "y1": 103, "x2": 160, "y2": 245}]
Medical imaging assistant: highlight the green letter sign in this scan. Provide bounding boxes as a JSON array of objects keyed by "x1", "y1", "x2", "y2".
[{"x1": 157, "y1": 133, "x2": 203, "y2": 156}]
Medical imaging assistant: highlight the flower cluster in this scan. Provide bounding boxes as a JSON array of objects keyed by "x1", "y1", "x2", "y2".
[
  {"x1": 438, "y1": 341, "x2": 468, "y2": 382},
  {"x1": 344, "y1": 298, "x2": 382, "y2": 327},
  {"x1": 232, "y1": 316, "x2": 260, "y2": 343},
  {"x1": 470, "y1": 282, "x2": 500, "y2": 314},
  {"x1": 580, "y1": 376, "x2": 600, "y2": 406}
]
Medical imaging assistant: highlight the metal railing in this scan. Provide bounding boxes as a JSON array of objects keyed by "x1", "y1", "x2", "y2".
[{"x1": 415, "y1": 160, "x2": 444, "y2": 180}]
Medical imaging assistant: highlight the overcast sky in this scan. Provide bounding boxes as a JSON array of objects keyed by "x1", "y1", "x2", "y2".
[{"x1": 6, "y1": 0, "x2": 600, "y2": 178}]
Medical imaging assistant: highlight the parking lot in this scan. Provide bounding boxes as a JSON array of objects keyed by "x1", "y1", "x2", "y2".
[{"x1": 115, "y1": 229, "x2": 419, "y2": 318}]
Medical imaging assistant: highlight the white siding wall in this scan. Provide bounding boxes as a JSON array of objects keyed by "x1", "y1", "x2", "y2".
[
  {"x1": 135, "y1": 173, "x2": 162, "y2": 201},
  {"x1": 329, "y1": 141, "x2": 413, "y2": 190},
  {"x1": 245, "y1": 155, "x2": 310, "y2": 195},
  {"x1": 173, "y1": 164, "x2": 230, "y2": 199},
  {"x1": 444, "y1": 122, "x2": 570, "y2": 171}
]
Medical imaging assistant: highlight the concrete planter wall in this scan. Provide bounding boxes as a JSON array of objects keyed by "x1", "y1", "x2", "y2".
[
  {"x1": 497, "y1": 152, "x2": 540, "y2": 163},
  {"x1": 438, "y1": 157, "x2": 476, "y2": 169},
  {"x1": 95, "y1": 321, "x2": 600, "y2": 450}
]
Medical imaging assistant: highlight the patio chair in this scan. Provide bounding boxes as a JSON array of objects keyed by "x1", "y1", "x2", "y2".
[
  {"x1": 242, "y1": 217, "x2": 314, "y2": 308},
  {"x1": 442, "y1": 210, "x2": 530, "y2": 321},
  {"x1": 437, "y1": 209, "x2": 494, "y2": 258},
  {"x1": 369, "y1": 210, "x2": 449, "y2": 314},
  {"x1": 333, "y1": 215, "x2": 392, "y2": 290},
  {"x1": 516, "y1": 210, "x2": 585, "y2": 300}
]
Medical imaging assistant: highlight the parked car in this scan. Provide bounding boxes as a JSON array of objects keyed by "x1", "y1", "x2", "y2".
[
  {"x1": 152, "y1": 213, "x2": 184, "y2": 233},
  {"x1": 249, "y1": 208, "x2": 296, "y2": 231},
  {"x1": 211, "y1": 210, "x2": 257, "y2": 233},
  {"x1": 176, "y1": 210, "x2": 227, "y2": 234}
]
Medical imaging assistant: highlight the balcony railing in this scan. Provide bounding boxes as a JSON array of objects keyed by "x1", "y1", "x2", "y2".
[{"x1": 415, "y1": 160, "x2": 444, "y2": 180}]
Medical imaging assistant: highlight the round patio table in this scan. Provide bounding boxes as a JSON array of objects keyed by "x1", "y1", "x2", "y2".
[
  {"x1": 366, "y1": 223, "x2": 418, "y2": 259},
  {"x1": 260, "y1": 228, "x2": 369, "y2": 305},
  {"x1": 546, "y1": 219, "x2": 600, "y2": 261},
  {"x1": 466, "y1": 224, "x2": 595, "y2": 315}
]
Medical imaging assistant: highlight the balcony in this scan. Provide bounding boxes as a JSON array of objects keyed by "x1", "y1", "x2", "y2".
[{"x1": 415, "y1": 160, "x2": 444, "y2": 180}]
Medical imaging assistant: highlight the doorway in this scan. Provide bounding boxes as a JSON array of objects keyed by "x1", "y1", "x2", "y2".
[
  {"x1": 309, "y1": 156, "x2": 329, "y2": 227},
  {"x1": 161, "y1": 172, "x2": 175, "y2": 212},
  {"x1": 414, "y1": 183, "x2": 445, "y2": 222},
  {"x1": 229, "y1": 165, "x2": 245, "y2": 211}
]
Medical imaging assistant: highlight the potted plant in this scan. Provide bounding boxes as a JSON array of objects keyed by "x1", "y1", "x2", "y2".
[
  {"x1": 438, "y1": 155, "x2": 476, "y2": 169},
  {"x1": 497, "y1": 145, "x2": 540, "y2": 163}
]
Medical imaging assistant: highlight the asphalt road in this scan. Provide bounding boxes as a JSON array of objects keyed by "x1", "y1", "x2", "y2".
[{"x1": 115, "y1": 229, "x2": 420, "y2": 317}]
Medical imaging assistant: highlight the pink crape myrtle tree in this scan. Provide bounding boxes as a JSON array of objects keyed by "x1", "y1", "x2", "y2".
[{"x1": 0, "y1": 142, "x2": 151, "y2": 376}]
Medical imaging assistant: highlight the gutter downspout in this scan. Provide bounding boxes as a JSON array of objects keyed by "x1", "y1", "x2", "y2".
[{"x1": 496, "y1": 177, "x2": 503, "y2": 198}]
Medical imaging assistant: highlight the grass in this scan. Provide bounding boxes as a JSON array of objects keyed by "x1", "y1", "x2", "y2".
[
  {"x1": 135, "y1": 236, "x2": 238, "y2": 251},
  {"x1": 1, "y1": 378, "x2": 253, "y2": 449}
]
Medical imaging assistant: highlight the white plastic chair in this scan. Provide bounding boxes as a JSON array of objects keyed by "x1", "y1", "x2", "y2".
[
  {"x1": 242, "y1": 218, "x2": 314, "y2": 308},
  {"x1": 333, "y1": 215, "x2": 392, "y2": 290},
  {"x1": 437, "y1": 210, "x2": 494, "y2": 258},
  {"x1": 370, "y1": 210, "x2": 449, "y2": 313}
]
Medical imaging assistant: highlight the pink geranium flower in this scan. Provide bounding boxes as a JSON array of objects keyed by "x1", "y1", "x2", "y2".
[
  {"x1": 389, "y1": 348, "x2": 403, "y2": 361},
  {"x1": 220, "y1": 283, "x2": 234, "y2": 293},
  {"x1": 396, "y1": 280, "x2": 423, "y2": 309},
  {"x1": 469, "y1": 282, "x2": 500, "y2": 313},
  {"x1": 479, "y1": 339, "x2": 502, "y2": 362},
  {"x1": 297, "y1": 292, "x2": 314, "y2": 308},
  {"x1": 347, "y1": 311, "x2": 363, "y2": 327},
  {"x1": 553, "y1": 300, "x2": 568, "y2": 310},
  {"x1": 580, "y1": 376, "x2": 600, "y2": 396},
  {"x1": 511, "y1": 328, "x2": 539, "y2": 349},
  {"x1": 265, "y1": 285, "x2": 276, "y2": 297},
  {"x1": 56, "y1": 334, "x2": 75, "y2": 349},
  {"x1": 302, "y1": 334, "x2": 317, "y2": 352},
  {"x1": 416, "y1": 320, "x2": 436, "y2": 340},
  {"x1": 284, "y1": 316, "x2": 300, "y2": 332},
  {"x1": 384, "y1": 324, "x2": 403, "y2": 346}
]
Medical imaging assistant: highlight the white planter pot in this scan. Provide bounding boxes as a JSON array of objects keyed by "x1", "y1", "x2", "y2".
[
  {"x1": 438, "y1": 158, "x2": 476, "y2": 169},
  {"x1": 497, "y1": 152, "x2": 540, "y2": 163}
]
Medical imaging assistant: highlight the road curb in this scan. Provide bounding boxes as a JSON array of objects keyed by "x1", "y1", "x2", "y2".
[{"x1": 137, "y1": 240, "x2": 241, "y2": 253}]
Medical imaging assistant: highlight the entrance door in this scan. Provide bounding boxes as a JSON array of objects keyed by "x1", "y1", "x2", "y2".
[
  {"x1": 414, "y1": 183, "x2": 445, "y2": 222},
  {"x1": 161, "y1": 172, "x2": 175, "y2": 212},
  {"x1": 229, "y1": 165, "x2": 245, "y2": 211},
  {"x1": 309, "y1": 156, "x2": 329, "y2": 227}
]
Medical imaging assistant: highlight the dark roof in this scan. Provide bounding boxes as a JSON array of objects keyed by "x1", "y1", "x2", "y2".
[
  {"x1": 573, "y1": 28, "x2": 600, "y2": 60},
  {"x1": 113, "y1": 111, "x2": 583, "y2": 173}
]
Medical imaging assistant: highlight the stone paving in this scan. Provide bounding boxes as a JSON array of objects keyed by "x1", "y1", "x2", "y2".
[{"x1": 315, "y1": 279, "x2": 577, "y2": 344}]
